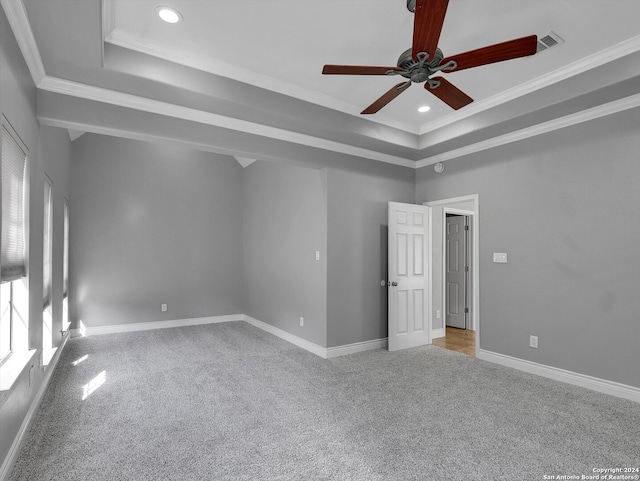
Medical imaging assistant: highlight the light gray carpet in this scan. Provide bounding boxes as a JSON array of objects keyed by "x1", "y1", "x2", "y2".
[{"x1": 9, "y1": 322, "x2": 640, "y2": 480}]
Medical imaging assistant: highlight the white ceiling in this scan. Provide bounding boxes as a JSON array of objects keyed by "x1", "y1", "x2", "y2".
[
  {"x1": 6, "y1": 0, "x2": 640, "y2": 170},
  {"x1": 107, "y1": 0, "x2": 640, "y2": 134}
]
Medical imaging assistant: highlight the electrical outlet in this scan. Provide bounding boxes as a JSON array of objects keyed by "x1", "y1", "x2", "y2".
[
  {"x1": 300, "y1": 317, "x2": 304, "y2": 327},
  {"x1": 529, "y1": 335, "x2": 538, "y2": 349},
  {"x1": 161, "y1": 303, "x2": 167, "y2": 312},
  {"x1": 436, "y1": 310, "x2": 441, "y2": 320}
]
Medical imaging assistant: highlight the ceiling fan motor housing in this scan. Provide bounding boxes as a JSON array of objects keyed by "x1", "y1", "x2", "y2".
[{"x1": 397, "y1": 48, "x2": 444, "y2": 83}]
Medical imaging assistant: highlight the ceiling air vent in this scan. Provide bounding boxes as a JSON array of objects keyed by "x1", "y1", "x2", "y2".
[{"x1": 537, "y1": 31, "x2": 565, "y2": 53}]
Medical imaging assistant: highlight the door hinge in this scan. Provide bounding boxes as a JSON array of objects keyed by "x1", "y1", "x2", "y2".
[
  {"x1": 464, "y1": 225, "x2": 469, "y2": 231},
  {"x1": 465, "y1": 266, "x2": 469, "y2": 272},
  {"x1": 464, "y1": 307, "x2": 469, "y2": 313}
]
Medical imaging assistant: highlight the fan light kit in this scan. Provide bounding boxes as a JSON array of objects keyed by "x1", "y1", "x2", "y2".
[
  {"x1": 157, "y1": 6, "x2": 182, "y2": 24},
  {"x1": 322, "y1": 0, "x2": 537, "y2": 114}
]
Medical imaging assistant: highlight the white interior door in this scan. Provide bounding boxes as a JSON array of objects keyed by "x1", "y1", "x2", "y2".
[
  {"x1": 388, "y1": 202, "x2": 430, "y2": 351},
  {"x1": 446, "y1": 215, "x2": 467, "y2": 329}
]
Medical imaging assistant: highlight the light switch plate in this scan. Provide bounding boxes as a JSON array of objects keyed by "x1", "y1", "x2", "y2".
[{"x1": 493, "y1": 253, "x2": 508, "y2": 263}]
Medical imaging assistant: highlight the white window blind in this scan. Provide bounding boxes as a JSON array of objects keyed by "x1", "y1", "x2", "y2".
[
  {"x1": 1, "y1": 124, "x2": 27, "y2": 284},
  {"x1": 43, "y1": 178, "x2": 53, "y2": 309}
]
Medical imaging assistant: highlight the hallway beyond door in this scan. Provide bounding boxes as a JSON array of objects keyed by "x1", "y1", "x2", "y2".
[{"x1": 432, "y1": 327, "x2": 475, "y2": 356}]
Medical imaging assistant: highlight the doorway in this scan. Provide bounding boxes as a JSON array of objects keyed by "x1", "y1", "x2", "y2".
[{"x1": 425, "y1": 195, "x2": 479, "y2": 356}]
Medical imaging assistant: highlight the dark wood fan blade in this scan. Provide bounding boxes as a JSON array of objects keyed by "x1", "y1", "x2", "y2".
[
  {"x1": 412, "y1": 0, "x2": 449, "y2": 61},
  {"x1": 323, "y1": 65, "x2": 403, "y2": 75},
  {"x1": 441, "y1": 35, "x2": 538, "y2": 72},
  {"x1": 361, "y1": 82, "x2": 412, "y2": 114},
  {"x1": 425, "y1": 77, "x2": 473, "y2": 110}
]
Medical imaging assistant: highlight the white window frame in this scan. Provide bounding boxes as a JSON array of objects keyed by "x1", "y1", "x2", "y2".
[
  {"x1": 42, "y1": 175, "x2": 55, "y2": 366},
  {"x1": 62, "y1": 199, "x2": 69, "y2": 333},
  {"x1": 0, "y1": 116, "x2": 33, "y2": 391}
]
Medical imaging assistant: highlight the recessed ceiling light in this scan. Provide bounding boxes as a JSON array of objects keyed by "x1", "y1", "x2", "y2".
[
  {"x1": 157, "y1": 6, "x2": 182, "y2": 24},
  {"x1": 418, "y1": 105, "x2": 431, "y2": 113}
]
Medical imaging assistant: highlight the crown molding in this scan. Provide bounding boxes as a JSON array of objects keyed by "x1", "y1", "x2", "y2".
[
  {"x1": 37, "y1": 74, "x2": 640, "y2": 171},
  {"x1": 0, "y1": 0, "x2": 45, "y2": 85},
  {"x1": 107, "y1": 28, "x2": 640, "y2": 145},
  {"x1": 1, "y1": 0, "x2": 415, "y2": 168},
  {"x1": 0, "y1": 0, "x2": 414, "y2": 153},
  {"x1": 38, "y1": 76, "x2": 416, "y2": 168},
  {"x1": 417, "y1": 34, "x2": 640, "y2": 143},
  {"x1": 105, "y1": 29, "x2": 422, "y2": 138},
  {"x1": 415, "y1": 92, "x2": 640, "y2": 168},
  {"x1": 38, "y1": 114, "x2": 250, "y2": 160}
]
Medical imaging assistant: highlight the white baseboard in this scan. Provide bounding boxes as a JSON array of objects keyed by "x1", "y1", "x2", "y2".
[
  {"x1": 242, "y1": 315, "x2": 388, "y2": 359},
  {"x1": 326, "y1": 338, "x2": 388, "y2": 358},
  {"x1": 70, "y1": 314, "x2": 243, "y2": 337},
  {"x1": 431, "y1": 328, "x2": 445, "y2": 339},
  {"x1": 0, "y1": 333, "x2": 70, "y2": 481},
  {"x1": 477, "y1": 349, "x2": 640, "y2": 403},
  {"x1": 68, "y1": 314, "x2": 388, "y2": 360},
  {"x1": 242, "y1": 315, "x2": 328, "y2": 358}
]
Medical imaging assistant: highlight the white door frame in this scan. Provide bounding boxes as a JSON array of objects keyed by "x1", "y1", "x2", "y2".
[{"x1": 425, "y1": 194, "x2": 480, "y2": 353}]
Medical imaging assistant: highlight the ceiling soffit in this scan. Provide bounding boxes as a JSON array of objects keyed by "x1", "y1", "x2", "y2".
[{"x1": 6, "y1": 0, "x2": 640, "y2": 169}]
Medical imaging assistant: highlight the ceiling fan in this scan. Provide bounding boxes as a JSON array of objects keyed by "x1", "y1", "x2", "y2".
[{"x1": 322, "y1": 0, "x2": 538, "y2": 114}]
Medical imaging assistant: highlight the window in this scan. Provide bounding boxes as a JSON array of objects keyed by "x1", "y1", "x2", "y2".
[
  {"x1": 0, "y1": 283, "x2": 11, "y2": 361},
  {"x1": 1, "y1": 119, "x2": 28, "y2": 365},
  {"x1": 62, "y1": 200, "x2": 69, "y2": 332},
  {"x1": 43, "y1": 176, "x2": 53, "y2": 358}
]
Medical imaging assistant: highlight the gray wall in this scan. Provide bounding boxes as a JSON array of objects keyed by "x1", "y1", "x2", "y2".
[
  {"x1": 242, "y1": 159, "x2": 415, "y2": 349},
  {"x1": 68, "y1": 133, "x2": 415, "y2": 352},
  {"x1": 1, "y1": 7, "x2": 71, "y2": 473},
  {"x1": 416, "y1": 107, "x2": 640, "y2": 388},
  {"x1": 326, "y1": 164, "x2": 415, "y2": 347},
  {"x1": 242, "y1": 161, "x2": 327, "y2": 347},
  {"x1": 69, "y1": 135, "x2": 243, "y2": 328}
]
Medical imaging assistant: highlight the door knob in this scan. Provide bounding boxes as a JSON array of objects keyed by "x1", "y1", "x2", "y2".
[{"x1": 388, "y1": 281, "x2": 398, "y2": 287}]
